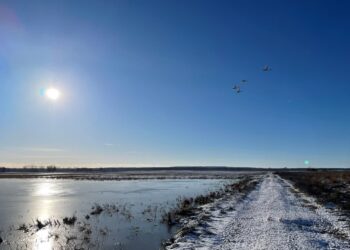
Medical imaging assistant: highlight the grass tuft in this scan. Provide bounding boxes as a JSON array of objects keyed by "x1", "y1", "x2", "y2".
[{"x1": 63, "y1": 216, "x2": 77, "y2": 225}]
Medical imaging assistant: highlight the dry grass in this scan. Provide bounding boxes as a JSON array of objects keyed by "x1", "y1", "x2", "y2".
[
  {"x1": 17, "y1": 223, "x2": 29, "y2": 233},
  {"x1": 277, "y1": 171, "x2": 350, "y2": 211},
  {"x1": 90, "y1": 204, "x2": 104, "y2": 215},
  {"x1": 161, "y1": 177, "x2": 259, "y2": 226},
  {"x1": 63, "y1": 216, "x2": 77, "y2": 225}
]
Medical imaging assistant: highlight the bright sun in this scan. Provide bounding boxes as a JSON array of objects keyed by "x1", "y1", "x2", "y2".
[{"x1": 45, "y1": 88, "x2": 61, "y2": 100}]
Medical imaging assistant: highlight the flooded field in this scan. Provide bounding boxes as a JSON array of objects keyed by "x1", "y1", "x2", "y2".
[{"x1": 0, "y1": 177, "x2": 234, "y2": 249}]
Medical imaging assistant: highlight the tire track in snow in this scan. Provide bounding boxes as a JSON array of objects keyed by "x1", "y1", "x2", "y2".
[{"x1": 168, "y1": 174, "x2": 350, "y2": 250}]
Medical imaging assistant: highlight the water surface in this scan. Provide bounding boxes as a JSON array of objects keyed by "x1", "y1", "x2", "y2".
[{"x1": 0, "y1": 178, "x2": 230, "y2": 249}]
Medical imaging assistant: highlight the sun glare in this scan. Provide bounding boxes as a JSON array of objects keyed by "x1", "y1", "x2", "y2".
[{"x1": 45, "y1": 88, "x2": 61, "y2": 100}]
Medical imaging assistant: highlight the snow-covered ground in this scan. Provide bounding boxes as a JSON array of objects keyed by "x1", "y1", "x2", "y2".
[{"x1": 167, "y1": 174, "x2": 350, "y2": 250}]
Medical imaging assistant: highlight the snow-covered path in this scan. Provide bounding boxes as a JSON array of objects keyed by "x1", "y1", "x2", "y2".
[
  {"x1": 168, "y1": 174, "x2": 350, "y2": 250},
  {"x1": 213, "y1": 174, "x2": 350, "y2": 250}
]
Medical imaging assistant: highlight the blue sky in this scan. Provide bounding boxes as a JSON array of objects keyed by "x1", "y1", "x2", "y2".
[{"x1": 0, "y1": 0, "x2": 349, "y2": 168}]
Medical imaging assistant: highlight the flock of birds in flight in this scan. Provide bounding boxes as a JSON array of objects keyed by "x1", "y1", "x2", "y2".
[{"x1": 232, "y1": 65, "x2": 272, "y2": 94}]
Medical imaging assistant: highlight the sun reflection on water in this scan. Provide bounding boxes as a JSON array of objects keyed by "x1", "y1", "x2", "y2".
[
  {"x1": 34, "y1": 228, "x2": 53, "y2": 250},
  {"x1": 34, "y1": 182, "x2": 59, "y2": 197},
  {"x1": 32, "y1": 181, "x2": 58, "y2": 250}
]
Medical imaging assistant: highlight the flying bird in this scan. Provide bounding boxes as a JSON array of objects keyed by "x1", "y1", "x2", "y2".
[
  {"x1": 241, "y1": 80, "x2": 248, "y2": 83},
  {"x1": 232, "y1": 85, "x2": 241, "y2": 94},
  {"x1": 262, "y1": 65, "x2": 272, "y2": 72}
]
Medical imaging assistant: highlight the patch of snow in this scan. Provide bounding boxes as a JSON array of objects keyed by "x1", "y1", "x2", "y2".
[{"x1": 167, "y1": 174, "x2": 350, "y2": 250}]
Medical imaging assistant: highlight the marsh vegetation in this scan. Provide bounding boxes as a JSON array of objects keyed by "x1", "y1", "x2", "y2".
[{"x1": 277, "y1": 171, "x2": 350, "y2": 212}]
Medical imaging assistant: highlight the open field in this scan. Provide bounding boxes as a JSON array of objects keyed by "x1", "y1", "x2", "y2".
[
  {"x1": 0, "y1": 167, "x2": 265, "y2": 180},
  {"x1": 277, "y1": 171, "x2": 350, "y2": 212}
]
